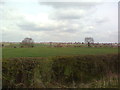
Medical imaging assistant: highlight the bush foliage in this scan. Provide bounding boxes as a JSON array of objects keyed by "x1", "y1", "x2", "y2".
[{"x1": 2, "y1": 54, "x2": 119, "y2": 88}]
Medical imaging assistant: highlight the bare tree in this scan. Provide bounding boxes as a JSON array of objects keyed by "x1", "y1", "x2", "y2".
[
  {"x1": 85, "y1": 37, "x2": 94, "y2": 44},
  {"x1": 85, "y1": 37, "x2": 94, "y2": 47},
  {"x1": 21, "y1": 38, "x2": 34, "y2": 47}
]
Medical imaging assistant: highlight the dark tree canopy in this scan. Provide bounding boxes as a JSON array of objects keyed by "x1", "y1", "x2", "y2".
[
  {"x1": 21, "y1": 38, "x2": 34, "y2": 47},
  {"x1": 85, "y1": 37, "x2": 94, "y2": 44}
]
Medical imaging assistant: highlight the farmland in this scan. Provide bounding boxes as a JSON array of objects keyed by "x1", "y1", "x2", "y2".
[
  {"x1": 2, "y1": 43, "x2": 119, "y2": 88},
  {"x1": 2, "y1": 47, "x2": 118, "y2": 58}
]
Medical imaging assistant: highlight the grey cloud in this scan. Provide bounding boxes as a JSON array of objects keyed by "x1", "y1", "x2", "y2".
[
  {"x1": 63, "y1": 29, "x2": 77, "y2": 33},
  {"x1": 2, "y1": 0, "x2": 117, "y2": 43},
  {"x1": 50, "y1": 8, "x2": 88, "y2": 20},
  {"x1": 52, "y1": 13, "x2": 82, "y2": 20},
  {"x1": 0, "y1": 1, "x2": 5, "y2": 4},
  {"x1": 40, "y1": 2, "x2": 100, "y2": 21},
  {"x1": 18, "y1": 21, "x2": 81, "y2": 33},
  {"x1": 95, "y1": 18, "x2": 108, "y2": 24},
  {"x1": 61, "y1": 27, "x2": 79, "y2": 33},
  {"x1": 47, "y1": 2, "x2": 97, "y2": 20},
  {"x1": 84, "y1": 31, "x2": 95, "y2": 34},
  {"x1": 40, "y1": 2, "x2": 99, "y2": 9},
  {"x1": 18, "y1": 23, "x2": 55, "y2": 31}
]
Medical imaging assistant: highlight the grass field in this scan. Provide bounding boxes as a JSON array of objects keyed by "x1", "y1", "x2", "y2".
[
  {"x1": 2, "y1": 46, "x2": 119, "y2": 88},
  {"x1": 2, "y1": 47, "x2": 118, "y2": 58}
]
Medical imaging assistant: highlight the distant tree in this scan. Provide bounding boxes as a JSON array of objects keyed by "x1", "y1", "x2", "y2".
[
  {"x1": 85, "y1": 37, "x2": 94, "y2": 44},
  {"x1": 14, "y1": 46, "x2": 16, "y2": 48},
  {"x1": 88, "y1": 42, "x2": 90, "y2": 47},
  {"x1": 21, "y1": 38, "x2": 34, "y2": 48},
  {"x1": 2, "y1": 44, "x2": 4, "y2": 47},
  {"x1": 85, "y1": 37, "x2": 94, "y2": 47}
]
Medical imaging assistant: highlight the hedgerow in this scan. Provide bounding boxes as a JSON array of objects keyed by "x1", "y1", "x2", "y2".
[{"x1": 2, "y1": 54, "x2": 119, "y2": 88}]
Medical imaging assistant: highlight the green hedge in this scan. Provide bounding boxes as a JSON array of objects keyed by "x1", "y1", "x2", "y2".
[
  {"x1": 52, "y1": 54, "x2": 119, "y2": 85},
  {"x1": 2, "y1": 57, "x2": 48, "y2": 88},
  {"x1": 2, "y1": 54, "x2": 119, "y2": 88}
]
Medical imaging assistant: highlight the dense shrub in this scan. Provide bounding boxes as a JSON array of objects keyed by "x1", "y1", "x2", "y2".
[
  {"x1": 51, "y1": 54, "x2": 119, "y2": 84},
  {"x1": 2, "y1": 54, "x2": 119, "y2": 88},
  {"x1": 2, "y1": 57, "x2": 46, "y2": 88}
]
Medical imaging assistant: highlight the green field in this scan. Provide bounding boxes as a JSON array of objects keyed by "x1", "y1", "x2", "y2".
[
  {"x1": 2, "y1": 46, "x2": 119, "y2": 88},
  {"x1": 2, "y1": 47, "x2": 118, "y2": 58}
]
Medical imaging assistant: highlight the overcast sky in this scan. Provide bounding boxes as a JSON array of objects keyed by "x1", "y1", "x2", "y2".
[{"x1": 0, "y1": 0, "x2": 119, "y2": 43}]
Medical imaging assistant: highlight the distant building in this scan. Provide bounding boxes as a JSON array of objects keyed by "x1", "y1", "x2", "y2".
[{"x1": 85, "y1": 37, "x2": 94, "y2": 43}]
